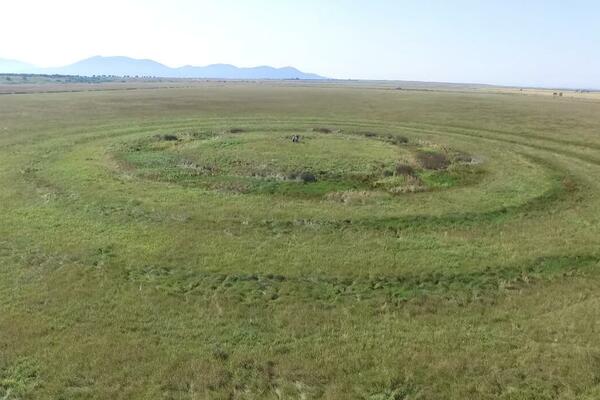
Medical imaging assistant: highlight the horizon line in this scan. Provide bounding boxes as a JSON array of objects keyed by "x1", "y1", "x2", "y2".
[{"x1": 1, "y1": 54, "x2": 599, "y2": 91}]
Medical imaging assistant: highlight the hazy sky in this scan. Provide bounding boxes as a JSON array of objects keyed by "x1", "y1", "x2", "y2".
[{"x1": 2, "y1": 0, "x2": 599, "y2": 88}]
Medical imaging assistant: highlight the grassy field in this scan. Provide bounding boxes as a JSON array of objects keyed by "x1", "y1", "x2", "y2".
[{"x1": 1, "y1": 82, "x2": 599, "y2": 399}]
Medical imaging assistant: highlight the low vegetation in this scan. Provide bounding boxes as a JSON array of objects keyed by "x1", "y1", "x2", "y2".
[
  {"x1": 114, "y1": 128, "x2": 478, "y2": 198},
  {"x1": 0, "y1": 82, "x2": 599, "y2": 399}
]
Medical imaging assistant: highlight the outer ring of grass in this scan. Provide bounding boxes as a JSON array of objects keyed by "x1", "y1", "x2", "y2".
[{"x1": 22, "y1": 117, "x2": 576, "y2": 235}]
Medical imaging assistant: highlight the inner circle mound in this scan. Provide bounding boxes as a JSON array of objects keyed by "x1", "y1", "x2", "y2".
[{"x1": 113, "y1": 126, "x2": 480, "y2": 199}]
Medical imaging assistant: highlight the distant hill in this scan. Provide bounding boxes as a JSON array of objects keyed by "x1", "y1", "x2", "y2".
[
  {"x1": 0, "y1": 55, "x2": 325, "y2": 80},
  {"x1": 0, "y1": 58, "x2": 34, "y2": 73}
]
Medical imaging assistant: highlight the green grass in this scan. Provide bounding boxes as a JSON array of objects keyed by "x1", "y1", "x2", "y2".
[
  {"x1": 0, "y1": 82, "x2": 599, "y2": 399},
  {"x1": 114, "y1": 129, "x2": 476, "y2": 198}
]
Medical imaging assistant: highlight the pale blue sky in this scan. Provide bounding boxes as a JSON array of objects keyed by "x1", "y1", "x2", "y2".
[{"x1": 2, "y1": 0, "x2": 599, "y2": 88}]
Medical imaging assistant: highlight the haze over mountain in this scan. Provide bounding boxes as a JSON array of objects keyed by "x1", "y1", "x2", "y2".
[
  {"x1": 0, "y1": 56, "x2": 325, "y2": 80},
  {"x1": 0, "y1": 58, "x2": 35, "y2": 73}
]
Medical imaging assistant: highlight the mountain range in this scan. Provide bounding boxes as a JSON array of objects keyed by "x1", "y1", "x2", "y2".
[
  {"x1": 0, "y1": 58, "x2": 35, "y2": 73},
  {"x1": 0, "y1": 56, "x2": 325, "y2": 80}
]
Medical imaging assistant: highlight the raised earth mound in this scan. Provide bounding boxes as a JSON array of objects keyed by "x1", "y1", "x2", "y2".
[{"x1": 114, "y1": 127, "x2": 482, "y2": 200}]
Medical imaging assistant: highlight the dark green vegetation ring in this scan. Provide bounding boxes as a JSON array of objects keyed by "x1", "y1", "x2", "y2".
[{"x1": 48, "y1": 117, "x2": 572, "y2": 232}]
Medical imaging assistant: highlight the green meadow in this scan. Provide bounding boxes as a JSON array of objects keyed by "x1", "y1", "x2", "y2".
[{"x1": 0, "y1": 82, "x2": 599, "y2": 399}]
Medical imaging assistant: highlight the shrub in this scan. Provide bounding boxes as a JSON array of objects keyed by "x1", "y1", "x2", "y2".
[
  {"x1": 562, "y1": 177, "x2": 577, "y2": 192},
  {"x1": 229, "y1": 128, "x2": 245, "y2": 133},
  {"x1": 287, "y1": 171, "x2": 317, "y2": 182},
  {"x1": 211, "y1": 347, "x2": 229, "y2": 361},
  {"x1": 416, "y1": 152, "x2": 450, "y2": 170},
  {"x1": 157, "y1": 134, "x2": 178, "y2": 141},
  {"x1": 299, "y1": 171, "x2": 317, "y2": 183},
  {"x1": 325, "y1": 190, "x2": 385, "y2": 205},
  {"x1": 388, "y1": 176, "x2": 427, "y2": 194},
  {"x1": 395, "y1": 163, "x2": 415, "y2": 176},
  {"x1": 390, "y1": 135, "x2": 409, "y2": 145},
  {"x1": 453, "y1": 152, "x2": 473, "y2": 163},
  {"x1": 313, "y1": 127, "x2": 332, "y2": 134}
]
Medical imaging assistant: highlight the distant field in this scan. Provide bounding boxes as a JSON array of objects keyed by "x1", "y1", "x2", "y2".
[
  {"x1": 1, "y1": 83, "x2": 599, "y2": 399},
  {"x1": 2, "y1": 75, "x2": 598, "y2": 97},
  {"x1": 487, "y1": 87, "x2": 600, "y2": 100}
]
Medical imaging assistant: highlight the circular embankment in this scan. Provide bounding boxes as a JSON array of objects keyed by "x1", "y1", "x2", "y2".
[{"x1": 40, "y1": 117, "x2": 574, "y2": 231}]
